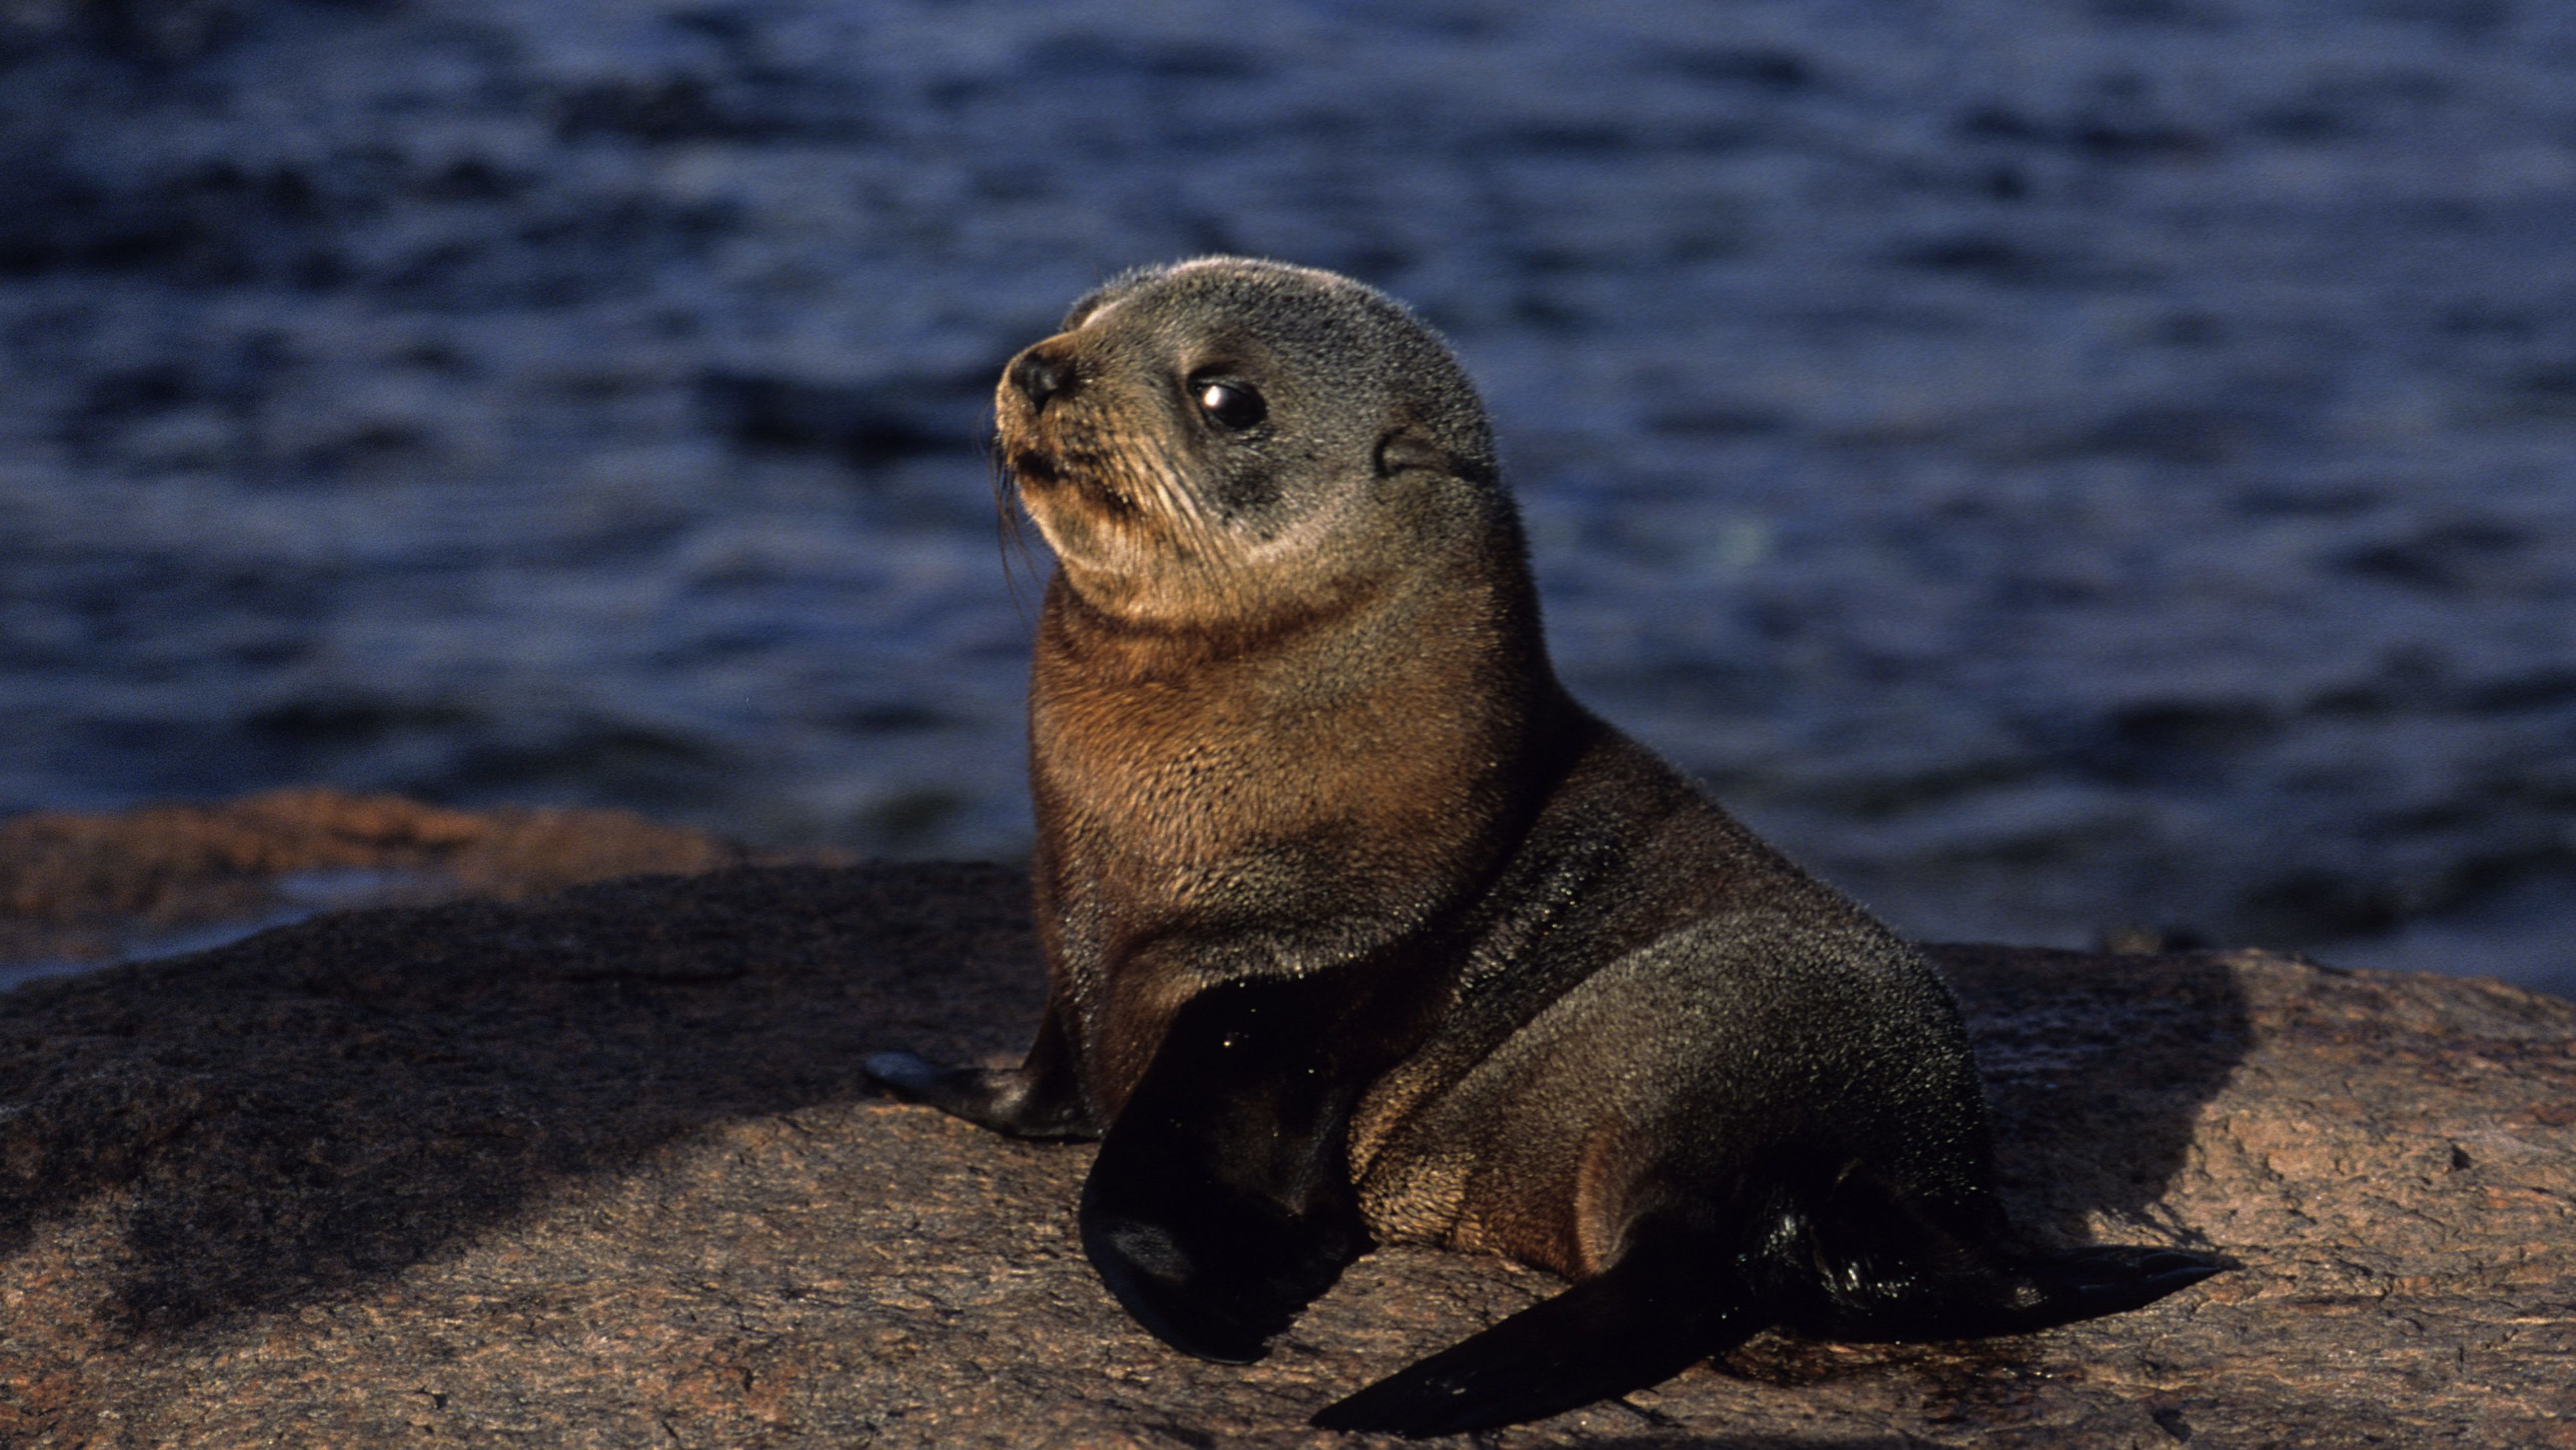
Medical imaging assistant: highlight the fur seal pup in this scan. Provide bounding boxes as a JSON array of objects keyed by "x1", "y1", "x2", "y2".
[{"x1": 865, "y1": 257, "x2": 2217, "y2": 1437}]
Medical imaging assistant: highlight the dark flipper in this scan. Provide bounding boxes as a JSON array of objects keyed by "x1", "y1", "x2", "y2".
[
  {"x1": 1310, "y1": 1193, "x2": 2220, "y2": 1439},
  {"x1": 1080, "y1": 965, "x2": 1445, "y2": 1364},
  {"x1": 1801, "y1": 1238, "x2": 2222, "y2": 1345},
  {"x1": 1989, "y1": 1245, "x2": 2223, "y2": 1333},
  {"x1": 864, "y1": 1004, "x2": 1100, "y2": 1140},
  {"x1": 1080, "y1": 1165, "x2": 1358, "y2": 1364},
  {"x1": 1764, "y1": 1159, "x2": 2222, "y2": 1344},
  {"x1": 1313, "y1": 1215, "x2": 1762, "y2": 1439}
]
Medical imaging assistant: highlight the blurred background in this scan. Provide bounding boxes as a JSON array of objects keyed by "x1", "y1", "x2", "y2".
[{"x1": 2, "y1": 0, "x2": 2571, "y2": 992}]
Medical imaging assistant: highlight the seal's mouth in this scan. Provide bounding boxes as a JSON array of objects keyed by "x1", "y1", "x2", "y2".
[
  {"x1": 1007, "y1": 448, "x2": 1063, "y2": 488},
  {"x1": 1008, "y1": 446, "x2": 1136, "y2": 516}
]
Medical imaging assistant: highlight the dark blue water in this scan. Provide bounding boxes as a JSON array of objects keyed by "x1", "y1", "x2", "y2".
[{"x1": 4, "y1": 0, "x2": 2573, "y2": 992}]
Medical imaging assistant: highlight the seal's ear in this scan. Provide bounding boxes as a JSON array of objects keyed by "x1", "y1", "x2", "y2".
[{"x1": 1372, "y1": 427, "x2": 1452, "y2": 480}]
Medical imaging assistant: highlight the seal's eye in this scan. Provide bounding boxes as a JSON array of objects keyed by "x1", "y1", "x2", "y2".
[{"x1": 1194, "y1": 380, "x2": 1265, "y2": 430}]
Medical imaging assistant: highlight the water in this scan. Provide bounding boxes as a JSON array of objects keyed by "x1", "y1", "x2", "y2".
[{"x1": 3, "y1": 0, "x2": 2571, "y2": 993}]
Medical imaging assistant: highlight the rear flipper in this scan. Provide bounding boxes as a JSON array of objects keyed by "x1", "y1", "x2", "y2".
[
  {"x1": 1782, "y1": 1205, "x2": 2225, "y2": 1349},
  {"x1": 1778, "y1": 1165, "x2": 2222, "y2": 1343},
  {"x1": 1312, "y1": 1216, "x2": 1763, "y2": 1439},
  {"x1": 1809, "y1": 1240, "x2": 2224, "y2": 1345},
  {"x1": 1984, "y1": 1244, "x2": 2222, "y2": 1335},
  {"x1": 1311, "y1": 1238, "x2": 2217, "y2": 1439}
]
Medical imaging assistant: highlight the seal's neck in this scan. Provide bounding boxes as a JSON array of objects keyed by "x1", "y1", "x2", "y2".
[{"x1": 1026, "y1": 547, "x2": 1569, "y2": 838}]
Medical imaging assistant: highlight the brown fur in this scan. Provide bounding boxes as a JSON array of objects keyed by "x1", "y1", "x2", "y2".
[
  {"x1": 1000, "y1": 257, "x2": 1561, "y2": 1120},
  {"x1": 996, "y1": 257, "x2": 1970, "y2": 1274},
  {"x1": 868, "y1": 256, "x2": 2216, "y2": 1437}
]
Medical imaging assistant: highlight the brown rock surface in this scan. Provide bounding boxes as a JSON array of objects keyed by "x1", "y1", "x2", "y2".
[
  {"x1": 0, "y1": 850, "x2": 2570, "y2": 1446},
  {"x1": 0, "y1": 789, "x2": 781, "y2": 970}
]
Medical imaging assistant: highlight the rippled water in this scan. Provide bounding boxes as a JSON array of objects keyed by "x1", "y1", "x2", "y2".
[{"x1": 3, "y1": 0, "x2": 2571, "y2": 992}]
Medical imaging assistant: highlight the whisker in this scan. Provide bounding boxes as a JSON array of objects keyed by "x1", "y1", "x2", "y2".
[{"x1": 990, "y1": 440, "x2": 1041, "y2": 627}]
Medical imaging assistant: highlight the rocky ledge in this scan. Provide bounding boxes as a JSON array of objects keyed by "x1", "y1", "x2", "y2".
[{"x1": 1, "y1": 799, "x2": 2569, "y2": 1447}]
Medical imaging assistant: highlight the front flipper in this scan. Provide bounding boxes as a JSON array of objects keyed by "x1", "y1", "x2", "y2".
[
  {"x1": 865, "y1": 1004, "x2": 1100, "y2": 1140},
  {"x1": 1313, "y1": 1214, "x2": 1764, "y2": 1439},
  {"x1": 1080, "y1": 967, "x2": 1440, "y2": 1364}
]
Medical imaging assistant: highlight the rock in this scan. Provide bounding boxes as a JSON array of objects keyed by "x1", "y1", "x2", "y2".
[
  {"x1": 0, "y1": 848, "x2": 2570, "y2": 1445},
  {"x1": 0, "y1": 788, "x2": 787, "y2": 972}
]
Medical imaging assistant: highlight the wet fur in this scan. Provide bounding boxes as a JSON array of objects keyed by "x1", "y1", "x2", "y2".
[{"x1": 865, "y1": 257, "x2": 2217, "y2": 1436}]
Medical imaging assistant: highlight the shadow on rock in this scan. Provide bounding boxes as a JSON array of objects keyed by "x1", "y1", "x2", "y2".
[
  {"x1": 1929, "y1": 943, "x2": 2252, "y2": 1244},
  {"x1": 0, "y1": 862, "x2": 1043, "y2": 1335}
]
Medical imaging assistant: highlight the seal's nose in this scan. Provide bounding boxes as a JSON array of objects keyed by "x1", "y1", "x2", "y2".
[{"x1": 1009, "y1": 348, "x2": 1076, "y2": 411}]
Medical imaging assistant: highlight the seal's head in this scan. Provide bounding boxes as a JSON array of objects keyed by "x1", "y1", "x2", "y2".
[{"x1": 997, "y1": 257, "x2": 1504, "y2": 627}]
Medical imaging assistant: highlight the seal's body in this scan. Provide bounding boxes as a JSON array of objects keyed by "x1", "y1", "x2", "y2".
[{"x1": 866, "y1": 258, "x2": 2215, "y2": 1436}]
